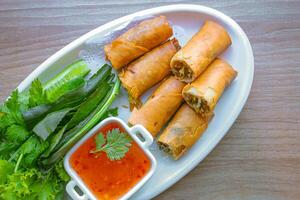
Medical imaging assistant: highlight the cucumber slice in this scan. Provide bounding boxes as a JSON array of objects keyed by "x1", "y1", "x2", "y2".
[{"x1": 44, "y1": 60, "x2": 90, "y2": 102}]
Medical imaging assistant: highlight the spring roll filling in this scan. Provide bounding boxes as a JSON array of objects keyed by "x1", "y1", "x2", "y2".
[
  {"x1": 158, "y1": 142, "x2": 172, "y2": 154},
  {"x1": 185, "y1": 93, "x2": 210, "y2": 114},
  {"x1": 158, "y1": 141, "x2": 186, "y2": 159},
  {"x1": 171, "y1": 61, "x2": 193, "y2": 80}
]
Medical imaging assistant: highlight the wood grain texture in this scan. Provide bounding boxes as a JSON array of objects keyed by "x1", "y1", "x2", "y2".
[{"x1": 0, "y1": 0, "x2": 299, "y2": 200}]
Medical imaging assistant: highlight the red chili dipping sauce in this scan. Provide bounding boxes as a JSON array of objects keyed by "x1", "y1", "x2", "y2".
[{"x1": 70, "y1": 122, "x2": 151, "y2": 200}]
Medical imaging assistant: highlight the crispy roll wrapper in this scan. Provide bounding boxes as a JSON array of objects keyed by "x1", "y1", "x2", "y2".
[
  {"x1": 182, "y1": 58, "x2": 237, "y2": 115},
  {"x1": 119, "y1": 38, "x2": 180, "y2": 101},
  {"x1": 104, "y1": 16, "x2": 173, "y2": 69},
  {"x1": 128, "y1": 76, "x2": 186, "y2": 137},
  {"x1": 171, "y1": 21, "x2": 231, "y2": 82},
  {"x1": 158, "y1": 104, "x2": 213, "y2": 160}
]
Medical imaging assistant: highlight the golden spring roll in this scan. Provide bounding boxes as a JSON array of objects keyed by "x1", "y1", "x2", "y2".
[
  {"x1": 182, "y1": 58, "x2": 237, "y2": 115},
  {"x1": 128, "y1": 76, "x2": 186, "y2": 137},
  {"x1": 104, "y1": 16, "x2": 173, "y2": 69},
  {"x1": 119, "y1": 38, "x2": 180, "y2": 102},
  {"x1": 171, "y1": 21, "x2": 231, "y2": 82},
  {"x1": 158, "y1": 104, "x2": 213, "y2": 160}
]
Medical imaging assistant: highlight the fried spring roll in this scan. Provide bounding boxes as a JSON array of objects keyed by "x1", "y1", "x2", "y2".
[
  {"x1": 171, "y1": 21, "x2": 231, "y2": 83},
  {"x1": 128, "y1": 76, "x2": 186, "y2": 137},
  {"x1": 158, "y1": 104, "x2": 213, "y2": 160},
  {"x1": 104, "y1": 16, "x2": 173, "y2": 69},
  {"x1": 119, "y1": 39, "x2": 180, "y2": 102},
  {"x1": 182, "y1": 58, "x2": 237, "y2": 115}
]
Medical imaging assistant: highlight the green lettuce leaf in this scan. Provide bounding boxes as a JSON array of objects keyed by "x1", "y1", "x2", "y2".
[
  {"x1": 0, "y1": 165, "x2": 63, "y2": 200},
  {"x1": 0, "y1": 160, "x2": 14, "y2": 184},
  {"x1": 54, "y1": 160, "x2": 70, "y2": 182},
  {"x1": 0, "y1": 167, "x2": 38, "y2": 199}
]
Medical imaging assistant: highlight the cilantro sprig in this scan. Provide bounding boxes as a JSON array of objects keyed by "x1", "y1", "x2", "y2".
[
  {"x1": 90, "y1": 128, "x2": 132, "y2": 161},
  {"x1": 28, "y1": 79, "x2": 48, "y2": 108}
]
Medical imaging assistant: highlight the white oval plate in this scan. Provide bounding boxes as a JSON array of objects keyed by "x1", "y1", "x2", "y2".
[{"x1": 16, "y1": 4, "x2": 254, "y2": 200}]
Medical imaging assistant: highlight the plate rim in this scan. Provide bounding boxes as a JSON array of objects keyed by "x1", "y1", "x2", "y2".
[{"x1": 16, "y1": 4, "x2": 254, "y2": 199}]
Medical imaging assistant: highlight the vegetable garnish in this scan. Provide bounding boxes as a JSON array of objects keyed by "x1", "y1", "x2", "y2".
[
  {"x1": 28, "y1": 79, "x2": 48, "y2": 108},
  {"x1": 0, "y1": 61, "x2": 119, "y2": 199},
  {"x1": 90, "y1": 128, "x2": 132, "y2": 160},
  {"x1": 41, "y1": 78, "x2": 121, "y2": 167},
  {"x1": 0, "y1": 159, "x2": 67, "y2": 200},
  {"x1": 44, "y1": 60, "x2": 90, "y2": 102}
]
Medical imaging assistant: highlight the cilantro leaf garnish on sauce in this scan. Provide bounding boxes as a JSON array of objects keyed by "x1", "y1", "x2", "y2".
[{"x1": 90, "y1": 128, "x2": 132, "y2": 160}]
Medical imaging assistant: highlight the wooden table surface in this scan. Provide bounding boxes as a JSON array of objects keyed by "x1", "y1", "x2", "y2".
[{"x1": 0, "y1": 1, "x2": 299, "y2": 199}]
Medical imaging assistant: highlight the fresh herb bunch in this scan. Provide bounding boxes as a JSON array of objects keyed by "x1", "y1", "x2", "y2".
[
  {"x1": 0, "y1": 61, "x2": 120, "y2": 199},
  {"x1": 90, "y1": 128, "x2": 132, "y2": 160}
]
